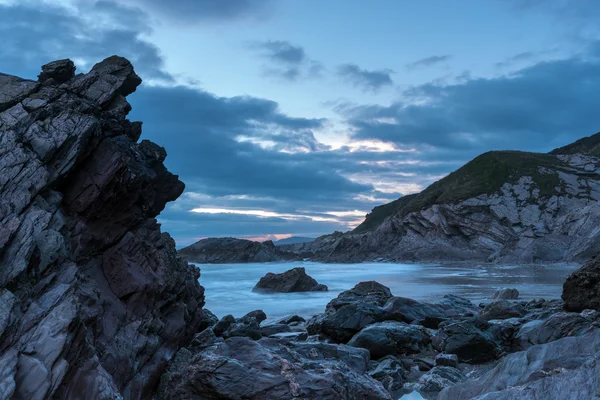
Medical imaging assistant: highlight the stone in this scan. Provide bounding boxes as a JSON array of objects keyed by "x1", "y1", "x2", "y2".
[
  {"x1": 327, "y1": 281, "x2": 393, "y2": 311},
  {"x1": 410, "y1": 366, "x2": 466, "y2": 393},
  {"x1": 239, "y1": 309, "x2": 267, "y2": 324},
  {"x1": 435, "y1": 353, "x2": 459, "y2": 368},
  {"x1": 437, "y1": 318, "x2": 503, "y2": 364},
  {"x1": 261, "y1": 323, "x2": 292, "y2": 337},
  {"x1": 563, "y1": 257, "x2": 600, "y2": 312},
  {"x1": 368, "y1": 355, "x2": 407, "y2": 394},
  {"x1": 252, "y1": 267, "x2": 328, "y2": 293},
  {"x1": 513, "y1": 312, "x2": 599, "y2": 350},
  {"x1": 38, "y1": 59, "x2": 76, "y2": 83},
  {"x1": 189, "y1": 328, "x2": 221, "y2": 350},
  {"x1": 222, "y1": 321, "x2": 262, "y2": 341},
  {"x1": 480, "y1": 300, "x2": 526, "y2": 321},
  {"x1": 347, "y1": 321, "x2": 431, "y2": 359},
  {"x1": 213, "y1": 314, "x2": 235, "y2": 337},
  {"x1": 383, "y1": 296, "x2": 447, "y2": 328},
  {"x1": 491, "y1": 288, "x2": 519, "y2": 300},
  {"x1": 158, "y1": 337, "x2": 393, "y2": 400}
]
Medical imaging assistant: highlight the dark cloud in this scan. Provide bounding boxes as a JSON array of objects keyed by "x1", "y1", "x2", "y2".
[
  {"x1": 337, "y1": 64, "x2": 394, "y2": 92},
  {"x1": 0, "y1": 2, "x2": 172, "y2": 82},
  {"x1": 119, "y1": 0, "x2": 273, "y2": 23},
  {"x1": 341, "y1": 46, "x2": 600, "y2": 154},
  {"x1": 405, "y1": 55, "x2": 452, "y2": 70},
  {"x1": 250, "y1": 40, "x2": 323, "y2": 81}
]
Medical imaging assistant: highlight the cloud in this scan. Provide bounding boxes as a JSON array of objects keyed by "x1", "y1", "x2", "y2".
[
  {"x1": 0, "y1": 2, "x2": 173, "y2": 82},
  {"x1": 339, "y1": 45, "x2": 600, "y2": 156},
  {"x1": 118, "y1": 0, "x2": 273, "y2": 23},
  {"x1": 250, "y1": 40, "x2": 323, "y2": 81},
  {"x1": 337, "y1": 64, "x2": 394, "y2": 92},
  {"x1": 405, "y1": 55, "x2": 452, "y2": 70}
]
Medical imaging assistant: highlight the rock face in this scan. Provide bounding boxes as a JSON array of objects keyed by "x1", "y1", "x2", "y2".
[
  {"x1": 157, "y1": 337, "x2": 393, "y2": 400},
  {"x1": 563, "y1": 256, "x2": 600, "y2": 311},
  {"x1": 178, "y1": 237, "x2": 301, "y2": 263},
  {"x1": 439, "y1": 330, "x2": 600, "y2": 400},
  {"x1": 252, "y1": 267, "x2": 328, "y2": 293},
  {"x1": 282, "y1": 139, "x2": 600, "y2": 263},
  {"x1": 0, "y1": 58, "x2": 209, "y2": 399}
]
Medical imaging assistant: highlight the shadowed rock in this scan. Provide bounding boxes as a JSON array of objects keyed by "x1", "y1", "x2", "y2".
[
  {"x1": 492, "y1": 288, "x2": 519, "y2": 300},
  {"x1": 0, "y1": 57, "x2": 208, "y2": 399},
  {"x1": 563, "y1": 256, "x2": 600, "y2": 312}
]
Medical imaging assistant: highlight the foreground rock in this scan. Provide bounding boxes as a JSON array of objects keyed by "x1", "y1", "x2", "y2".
[
  {"x1": 348, "y1": 321, "x2": 431, "y2": 359},
  {"x1": 253, "y1": 267, "x2": 328, "y2": 293},
  {"x1": 0, "y1": 58, "x2": 209, "y2": 399},
  {"x1": 178, "y1": 237, "x2": 301, "y2": 263},
  {"x1": 439, "y1": 329, "x2": 600, "y2": 399},
  {"x1": 563, "y1": 256, "x2": 600, "y2": 311},
  {"x1": 158, "y1": 337, "x2": 393, "y2": 400}
]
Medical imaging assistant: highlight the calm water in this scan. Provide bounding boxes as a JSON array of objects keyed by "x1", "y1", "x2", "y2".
[{"x1": 195, "y1": 261, "x2": 579, "y2": 320}]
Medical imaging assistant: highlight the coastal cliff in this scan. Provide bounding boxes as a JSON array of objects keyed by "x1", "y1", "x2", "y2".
[{"x1": 0, "y1": 58, "x2": 211, "y2": 399}]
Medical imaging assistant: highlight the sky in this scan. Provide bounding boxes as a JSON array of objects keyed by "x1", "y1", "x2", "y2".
[{"x1": 1, "y1": 0, "x2": 600, "y2": 246}]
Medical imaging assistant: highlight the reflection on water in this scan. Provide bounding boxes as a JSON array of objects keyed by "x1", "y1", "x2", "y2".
[{"x1": 195, "y1": 261, "x2": 579, "y2": 320}]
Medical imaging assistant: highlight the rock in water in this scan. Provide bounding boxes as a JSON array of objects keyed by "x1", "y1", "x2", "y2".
[
  {"x1": 563, "y1": 257, "x2": 600, "y2": 312},
  {"x1": 253, "y1": 267, "x2": 328, "y2": 293},
  {"x1": 0, "y1": 57, "x2": 209, "y2": 399}
]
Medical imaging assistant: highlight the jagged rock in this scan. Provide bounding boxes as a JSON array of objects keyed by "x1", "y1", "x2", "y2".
[
  {"x1": 480, "y1": 300, "x2": 526, "y2": 321},
  {"x1": 253, "y1": 267, "x2": 328, "y2": 293},
  {"x1": 437, "y1": 318, "x2": 503, "y2": 364},
  {"x1": 178, "y1": 237, "x2": 300, "y2": 263},
  {"x1": 368, "y1": 356, "x2": 407, "y2": 394},
  {"x1": 0, "y1": 57, "x2": 208, "y2": 399},
  {"x1": 189, "y1": 328, "x2": 221, "y2": 350},
  {"x1": 262, "y1": 314, "x2": 306, "y2": 325},
  {"x1": 439, "y1": 330, "x2": 600, "y2": 400},
  {"x1": 563, "y1": 256, "x2": 600, "y2": 312},
  {"x1": 38, "y1": 59, "x2": 76, "y2": 83},
  {"x1": 213, "y1": 314, "x2": 235, "y2": 337},
  {"x1": 158, "y1": 337, "x2": 393, "y2": 400},
  {"x1": 435, "y1": 354, "x2": 459, "y2": 368},
  {"x1": 222, "y1": 320, "x2": 262, "y2": 340},
  {"x1": 307, "y1": 302, "x2": 387, "y2": 343},
  {"x1": 491, "y1": 288, "x2": 519, "y2": 300},
  {"x1": 408, "y1": 366, "x2": 466, "y2": 394},
  {"x1": 347, "y1": 321, "x2": 431, "y2": 359}
]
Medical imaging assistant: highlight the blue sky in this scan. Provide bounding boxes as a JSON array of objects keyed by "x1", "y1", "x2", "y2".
[{"x1": 2, "y1": 0, "x2": 600, "y2": 245}]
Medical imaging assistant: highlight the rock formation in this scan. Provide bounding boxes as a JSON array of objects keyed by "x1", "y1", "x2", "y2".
[
  {"x1": 0, "y1": 58, "x2": 210, "y2": 399},
  {"x1": 252, "y1": 267, "x2": 328, "y2": 293},
  {"x1": 282, "y1": 140, "x2": 600, "y2": 263},
  {"x1": 178, "y1": 237, "x2": 301, "y2": 263}
]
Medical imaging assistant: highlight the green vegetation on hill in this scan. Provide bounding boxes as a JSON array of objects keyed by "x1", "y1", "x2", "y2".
[
  {"x1": 550, "y1": 132, "x2": 600, "y2": 158},
  {"x1": 354, "y1": 150, "x2": 565, "y2": 233}
]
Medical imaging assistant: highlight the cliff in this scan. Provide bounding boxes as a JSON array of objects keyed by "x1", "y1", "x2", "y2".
[
  {"x1": 0, "y1": 58, "x2": 211, "y2": 399},
  {"x1": 288, "y1": 137, "x2": 600, "y2": 263}
]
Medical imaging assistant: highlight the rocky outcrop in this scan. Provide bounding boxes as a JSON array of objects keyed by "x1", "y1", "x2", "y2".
[
  {"x1": 439, "y1": 329, "x2": 600, "y2": 400},
  {"x1": 563, "y1": 256, "x2": 600, "y2": 311},
  {"x1": 157, "y1": 337, "x2": 393, "y2": 400},
  {"x1": 252, "y1": 267, "x2": 328, "y2": 293},
  {"x1": 0, "y1": 58, "x2": 209, "y2": 399},
  {"x1": 283, "y1": 138, "x2": 600, "y2": 263},
  {"x1": 178, "y1": 237, "x2": 301, "y2": 263}
]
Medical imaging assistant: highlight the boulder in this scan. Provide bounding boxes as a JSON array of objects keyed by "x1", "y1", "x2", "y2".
[
  {"x1": 437, "y1": 318, "x2": 503, "y2": 363},
  {"x1": 383, "y1": 296, "x2": 447, "y2": 328},
  {"x1": 563, "y1": 257, "x2": 600, "y2": 312},
  {"x1": 260, "y1": 323, "x2": 292, "y2": 337},
  {"x1": 435, "y1": 354, "x2": 459, "y2": 368},
  {"x1": 213, "y1": 314, "x2": 235, "y2": 337},
  {"x1": 435, "y1": 295, "x2": 480, "y2": 318},
  {"x1": 239, "y1": 309, "x2": 267, "y2": 324},
  {"x1": 158, "y1": 337, "x2": 393, "y2": 400},
  {"x1": 491, "y1": 288, "x2": 519, "y2": 300},
  {"x1": 252, "y1": 267, "x2": 327, "y2": 293},
  {"x1": 327, "y1": 281, "x2": 393, "y2": 311},
  {"x1": 222, "y1": 321, "x2": 262, "y2": 340},
  {"x1": 513, "y1": 311, "x2": 599, "y2": 350},
  {"x1": 347, "y1": 321, "x2": 431, "y2": 359},
  {"x1": 439, "y1": 330, "x2": 600, "y2": 400},
  {"x1": 480, "y1": 300, "x2": 526, "y2": 321},
  {"x1": 307, "y1": 302, "x2": 387, "y2": 343}
]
